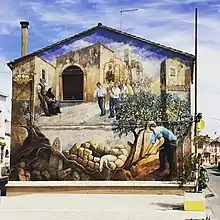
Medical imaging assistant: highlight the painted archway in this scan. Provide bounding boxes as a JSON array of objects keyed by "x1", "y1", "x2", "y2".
[{"x1": 61, "y1": 65, "x2": 84, "y2": 101}]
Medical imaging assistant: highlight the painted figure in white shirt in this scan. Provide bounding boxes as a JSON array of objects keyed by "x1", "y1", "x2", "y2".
[
  {"x1": 108, "y1": 82, "x2": 121, "y2": 118},
  {"x1": 93, "y1": 82, "x2": 106, "y2": 116}
]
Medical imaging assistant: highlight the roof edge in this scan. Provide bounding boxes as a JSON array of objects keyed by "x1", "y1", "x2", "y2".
[
  {"x1": 100, "y1": 25, "x2": 195, "y2": 60},
  {"x1": 8, "y1": 23, "x2": 195, "y2": 69},
  {"x1": 8, "y1": 25, "x2": 99, "y2": 69}
]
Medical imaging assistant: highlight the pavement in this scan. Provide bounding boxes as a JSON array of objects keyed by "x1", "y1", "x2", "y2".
[
  {"x1": 206, "y1": 166, "x2": 220, "y2": 220},
  {"x1": 37, "y1": 102, "x2": 112, "y2": 126},
  {"x1": 36, "y1": 102, "x2": 133, "y2": 150},
  {"x1": 0, "y1": 194, "x2": 210, "y2": 220}
]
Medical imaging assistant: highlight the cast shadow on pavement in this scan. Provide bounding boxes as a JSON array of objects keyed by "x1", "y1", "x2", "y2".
[
  {"x1": 211, "y1": 172, "x2": 220, "y2": 176},
  {"x1": 150, "y1": 202, "x2": 184, "y2": 211}
]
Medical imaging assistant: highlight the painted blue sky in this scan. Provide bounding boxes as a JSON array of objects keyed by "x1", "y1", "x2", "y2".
[{"x1": 0, "y1": 0, "x2": 220, "y2": 136}]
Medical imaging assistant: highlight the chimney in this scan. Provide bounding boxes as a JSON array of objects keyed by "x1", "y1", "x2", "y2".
[{"x1": 20, "y1": 21, "x2": 29, "y2": 57}]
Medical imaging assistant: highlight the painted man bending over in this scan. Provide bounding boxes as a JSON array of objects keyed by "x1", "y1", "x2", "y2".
[{"x1": 148, "y1": 121, "x2": 177, "y2": 180}]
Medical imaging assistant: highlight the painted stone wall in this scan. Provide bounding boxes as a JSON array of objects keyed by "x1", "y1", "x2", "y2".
[
  {"x1": 10, "y1": 27, "x2": 194, "y2": 182},
  {"x1": 56, "y1": 43, "x2": 101, "y2": 101}
]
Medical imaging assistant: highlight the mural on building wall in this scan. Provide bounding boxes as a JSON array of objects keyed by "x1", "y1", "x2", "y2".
[{"x1": 9, "y1": 26, "x2": 194, "y2": 181}]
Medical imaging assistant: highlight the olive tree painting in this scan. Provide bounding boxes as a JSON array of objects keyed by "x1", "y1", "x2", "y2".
[
  {"x1": 112, "y1": 91, "x2": 191, "y2": 180},
  {"x1": 8, "y1": 23, "x2": 194, "y2": 181}
]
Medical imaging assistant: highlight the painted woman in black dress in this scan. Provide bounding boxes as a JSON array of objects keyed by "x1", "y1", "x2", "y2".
[{"x1": 46, "y1": 88, "x2": 62, "y2": 115}]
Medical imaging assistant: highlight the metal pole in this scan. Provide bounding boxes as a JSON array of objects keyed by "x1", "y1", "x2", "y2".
[
  {"x1": 29, "y1": 74, "x2": 34, "y2": 144},
  {"x1": 120, "y1": 10, "x2": 123, "y2": 31},
  {"x1": 194, "y1": 8, "x2": 199, "y2": 192},
  {"x1": 120, "y1": 9, "x2": 138, "y2": 31},
  {"x1": 194, "y1": 8, "x2": 198, "y2": 154}
]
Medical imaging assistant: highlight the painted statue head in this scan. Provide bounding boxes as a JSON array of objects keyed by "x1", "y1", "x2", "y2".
[{"x1": 40, "y1": 78, "x2": 45, "y2": 84}]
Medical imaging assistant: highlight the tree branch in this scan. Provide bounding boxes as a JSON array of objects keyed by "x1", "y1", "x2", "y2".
[
  {"x1": 137, "y1": 128, "x2": 145, "y2": 136},
  {"x1": 131, "y1": 129, "x2": 137, "y2": 138}
]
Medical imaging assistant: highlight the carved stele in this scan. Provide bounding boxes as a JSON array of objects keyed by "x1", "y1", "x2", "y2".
[{"x1": 48, "y1": 137, "x2": 63, "y2": 178}]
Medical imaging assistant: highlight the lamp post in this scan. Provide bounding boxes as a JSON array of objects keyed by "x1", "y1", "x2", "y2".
[{"x1": 194, "y1": 8, "x2": 198, "y2": 154}]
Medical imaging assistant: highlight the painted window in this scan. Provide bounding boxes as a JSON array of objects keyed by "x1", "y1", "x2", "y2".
[
  {"x1": 170, "y1": 68, "x2": 176, "y2": 77},
  {"x1": 41, "y1": 69, "x2": 48, "y2": 84}
]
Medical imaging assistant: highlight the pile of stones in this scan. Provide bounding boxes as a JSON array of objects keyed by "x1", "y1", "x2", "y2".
[{"x1": 65, "y1": 141, "x2": 129, "y2": 173}]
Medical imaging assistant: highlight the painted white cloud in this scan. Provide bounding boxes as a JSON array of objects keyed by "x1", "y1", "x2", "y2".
[{"x1": 62, "y1": 39, "x2": 92, "y2": 51}]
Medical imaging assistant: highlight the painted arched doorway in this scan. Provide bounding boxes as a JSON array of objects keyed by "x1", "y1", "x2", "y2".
[{"x1": 62, "y1": 65, "x2": 84, "y2": 101}]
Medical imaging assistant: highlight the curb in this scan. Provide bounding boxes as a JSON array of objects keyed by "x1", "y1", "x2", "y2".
[
  {"x1": 206, "y1": 205, "x2": 215, "y2": 220},
  {"x1": 207, "y1": 185, "x2": 218, "y2": 199},
  {"x1": 205, "y1": 188, "x2": 218, "y2": 220}
]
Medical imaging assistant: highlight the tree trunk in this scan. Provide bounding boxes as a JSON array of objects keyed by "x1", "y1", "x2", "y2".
[{"x1": 123, "y1": 134, "x2": 139, "y2": 169}]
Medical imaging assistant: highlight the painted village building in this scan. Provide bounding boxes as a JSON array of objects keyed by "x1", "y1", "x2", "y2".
[{"x1": 7, "y1": 22, "x2": 195, "y2": 182}]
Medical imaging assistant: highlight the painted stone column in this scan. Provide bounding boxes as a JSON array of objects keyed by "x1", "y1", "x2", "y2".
[{"x1": 11, "y1": 74, "x2": 34, "y2": 151}]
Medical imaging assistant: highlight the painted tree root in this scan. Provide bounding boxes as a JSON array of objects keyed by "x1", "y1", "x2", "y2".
[{"x1": 10, "y1": 125, "x2": 133, "y2": 181}]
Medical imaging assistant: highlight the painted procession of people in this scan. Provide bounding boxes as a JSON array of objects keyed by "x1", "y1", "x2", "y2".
[
  {"x1": 93, "y1": 78, "x2": 134, "y2": 118},
  {"x1": 93, "y1": 60, "x2": 151, "y2": 118}
]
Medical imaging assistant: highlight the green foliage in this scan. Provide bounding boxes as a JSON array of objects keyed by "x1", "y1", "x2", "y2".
[
  {"x1": 177, "y1": 152, "x2": 210, "y2": 192},
  {"x1": 194, "y1": 135, "x2": 210, "y2": 145},
  {"x1": 113, "y1": 91, "x2": 160, "y2": 137},
  {"x1": 162, "y1": 92, "x2": 191, "y2": 122},
  {"x1": 177, "y1": 152, "x2": 200, "y2": 188},
  {"x1": 198, "y1": 167, "x2": 209, "y2": 191},
  {"x1": 113, "y1": 91, "x2": 191, "y2": 139}
]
